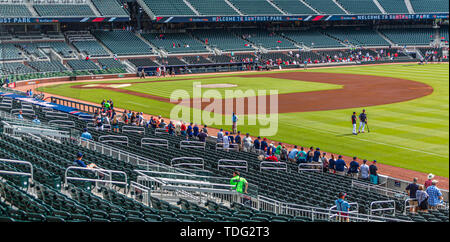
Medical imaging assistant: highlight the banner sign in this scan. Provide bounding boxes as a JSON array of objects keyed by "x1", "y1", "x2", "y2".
[
  {"x1": 0, "y1": 17, "x2": 130, "y2": 24},
  {"x1": 155, "y1": 13, "x2": 449, "y2": 23}
]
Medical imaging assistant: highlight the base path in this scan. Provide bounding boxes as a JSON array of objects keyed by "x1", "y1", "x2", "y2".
[{"x1": 71, "y1": 72, "x2": 433, "y2": 115}]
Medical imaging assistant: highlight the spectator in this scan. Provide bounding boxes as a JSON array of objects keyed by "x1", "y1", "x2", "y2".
[
  {"x1": 335, "y1": 192, "x2": 350, "y2": 222},
  {"x1": 260, "y1": 137, "x2": 268, "y2": 154},
  {"x1": 320, "y1": 153, "x2": 329, "y2": 172},
  {"x1": 111, "y1": 116, "x2": 119, "y2": 132},
  {"x1": 426, "y1": 180, "x2": 443, "y2": 209},
  {"x1": 180, "y1": 122, "x2": 187, "y2": 136},
  {"x1": 223, "y1": 132, "x2": 230, "y2": 149},
  {"x1": 17, "y1": 110, "x2": 23, "y2": 120},
  {"x1": 369, "y1": 160, "x2": 378, "y2": 185},
  {"x1": 230, "y1": 171, "x2": 248, "y2": 194},
  {"x1": 74, "y1": 152, "x2": 87, "y2": 168},
  {"x1": 296, "y1": 147, "x2": 307, "y2": 164},
  {"x1": 288, "y1": 145, "x2": 298, "y2": 162},
  {"x1": 217, "y1": 129, "x2": 224, "y2": 143},
  {"x1": 280, "y1": 145, "x2": 288, "y2": 161},
  {"x1": 228, "y1": 134, "x2": 235, "y2": 144},
  {"x1": 424, "y1": 173, "x2": 434, "y2": 189},
  {"x1": 254, "y1": 137, "x2": 261, "y2": 154},
  {"x1": 32, "y1": 116, "x2": 40, "y2": 125},
  {"x1": 168, "y1": 121, "x2": 175, "y2": 135},
  {"x1": 202, "y1": 125, "x2": 208, "y2": 134},
  {"x1": 265, "y1": 153, "x2": 278, "y2": 162},
  {"x1": 348, "y1": 157, "x2": 360, "y2": 179},
  {"x1": 274, "y1": 143, "x2": 282, "y2": 159},
  {"x1": 235, "y1": 131, "x2": 242, "y2": 151},
  {"x1": 360, "y1": 159, "x2": 370, "y2": 180},
  {"x1": 334, "y1": 155, "x2": 347, "y2": 175},
  {"x1": 243, "y1": 133, "x2": 252, "y2": 152},
  {"x1": 306, "y1": 147, "x2": 314, "y2": 163},
  {"x1": 159, "y1": 119, "x2": 167, "y2": 129},
  {"x1": 193, "y1": 124, "x2": 199, "y2": 137},
  {"x1": 328, "y1": 154, "x2": 336, "y2": 173},
  {"x1": 95, "y1": 113, "x2": 103, "y2": 131},
  {"x1": 175, "y1": 121, "x2": 181, "y2": 135},
  {"x1": 121, "y1": 111, "x2": 128, "y2": 124},
  {"x1": 405, "y1": 178, "x2": 419, "y2": 213},
  {"x1": 416, "y1": 185, "x2": 429, "y2": 212},
  {"x1": 313, "y1": 147, "x2": 321, "y2": 162},
  {"x1": 198, "y1": 129, "x2": 208, "y2": 142}
]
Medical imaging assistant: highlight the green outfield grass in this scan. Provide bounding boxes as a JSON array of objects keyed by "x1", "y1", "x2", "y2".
[
  {"x1": 121, "y1": 76, "x2": 341, "y2": 98},
  {"x1": 38, "y1": 63, "x2": 449, "y2": 177}
]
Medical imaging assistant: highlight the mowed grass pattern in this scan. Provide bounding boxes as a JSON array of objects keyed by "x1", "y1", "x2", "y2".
[
  {"x1": 38, "y1": 63, "x2": 449, "y2": 177},
  {"x1": 121, "y1": 76, "x2": 341, "y2": 98}
]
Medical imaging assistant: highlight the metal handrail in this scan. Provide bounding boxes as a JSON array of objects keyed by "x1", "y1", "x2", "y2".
[
  {"x1": 298, "y1": 162, "x2": 323, "y2": 172},
  {"x1": 122, "y1": 125, "x2": 145, "y2": 134},
  {"x1": 98, "y1": 135, "x2": 129, "y2": 145},
  {"x1": 218, "y1": 159, "x2": 248, "y2": 171},
  {"x1": 64, "y1": 166, "x2": 128, "y2": 193},
  {"x1": 370, "y1": 200, "x2": 396, "y2": 216},
  {"x1": 0, "y1": 159, "x2": 34, "y2": 182},
  {"x1": 180, "y1": 140, "x2": 206, "y2": 150},
  {"x1": 141, "y1": 138, "x2": 169, "y2": 148},
  {"x1": 260, "y1": 161, "x2": 288, "y2": 172},
  {"x1": 171, "y1": 157, "x2": 205, "y2": 170}
]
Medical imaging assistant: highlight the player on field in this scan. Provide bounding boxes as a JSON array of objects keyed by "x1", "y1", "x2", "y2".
[
  {"x1": 358, "y1": 109, "x2": 368, "y2": 133},
  {"x1": 351, "y1": 112, "x2": 357, "y2": 135}
]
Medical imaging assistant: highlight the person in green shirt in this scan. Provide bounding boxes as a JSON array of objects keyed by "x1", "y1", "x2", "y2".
[
  {"x1": 230, "y1": 171, "x2": 248, "y2": 194},
  {"x1": 274, "y1": 142, "x2": 282, "y2": 158}
]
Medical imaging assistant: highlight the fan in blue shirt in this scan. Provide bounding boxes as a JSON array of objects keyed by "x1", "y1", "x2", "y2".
[
  {"x1": 74, "y1": 153, "x2": 87, "y2": 168},
  {"x1": 334, "y1": 156, "x2": 347, "y2": 172}
]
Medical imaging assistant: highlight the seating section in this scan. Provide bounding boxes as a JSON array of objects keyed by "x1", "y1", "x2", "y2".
[
  {"x1": 380, "y1": 28, "x2": 435, "y2": 45},
  {"x1": 377, "y1": 0, "x2": 409, "y2": 13},
  {"x1": 157, "y1": 57, "x2": 186, "y2": 66},
  {"x1": 188, "y1": 0, "x2": 239, "y2": 15},
  {"x1": 93, "y1": 30, "x2": 153, "y2": 56},
  {"x1": 96, "y1": 58, "x2": 126, "y2": 69},
  {"x1": 66, "y1": 59, "x2": 100, "y2": 71},
  {"x1": 228, "y1": 0, "x2": 283, "y2": 15},
  {"x1": 33, "y1": 4, "x2": 96, "y2": 17},
  {"x1": 0, "y1": 62, "x2": 36, "y2": 76},
  {"x1": 27, "y1": 61, "x2": 68, "y2": 73},
  {"x1": 326, "y1": 27, "x2": 390, "y2": 46},
  {"x1": 234, "y1": 29, "x2": 296, "y2": 50},
  {"x1": 128, "y1": 58, "x2": 160, "y2": 67},
  {"x1": 91, "y1": 0, "x2": 129, "y2": 16},
  {"x1": 182, "y1": 56, "x2": 213, "y2": 65},
  {"x1": 0, "y1": 4, "x2": 33, "y2": 17},
  {"x1": 409, "y1": 0, "x2": 449, "y2": 13},
  {"x1": 72, "y1": 40, "x2": 110, "y2": 57},
  {"x1": 272, "y1": 0, "x2": 316, "y2": 14},
  {"x1": 336, "y1": 0, "x2": 382, "y2": 14},
  {"x1": 192, "y1": 29, "x2": 254, "y2": 52},
  {"x1": 0, "y1": 43, "x2": 25, "y2": 61},
  {"x1": 303, "y1": 0, "x2": 346, "y2": 14},
  {"x1": 282, "y1": 30, "x2": 344, "y2": 48},
  {"x1": 142, "y1": 33, "x2": 208, "y2": 54},
  {"x1": 140, "y1": 0, "x2": 196, "y2": 16}
]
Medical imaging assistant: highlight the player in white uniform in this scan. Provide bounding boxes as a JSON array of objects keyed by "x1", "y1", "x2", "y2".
[
  {"x1": 352, "y1": 112, "x2": 357, "y2": 135},
  {"x1": 358, "y1": 109, "x2": 367, "y2": 133}
]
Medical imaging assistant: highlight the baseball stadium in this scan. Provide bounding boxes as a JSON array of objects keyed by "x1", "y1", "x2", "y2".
[{"x1": 0, "y1": 0, "x2": 449, "y2": 226}]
